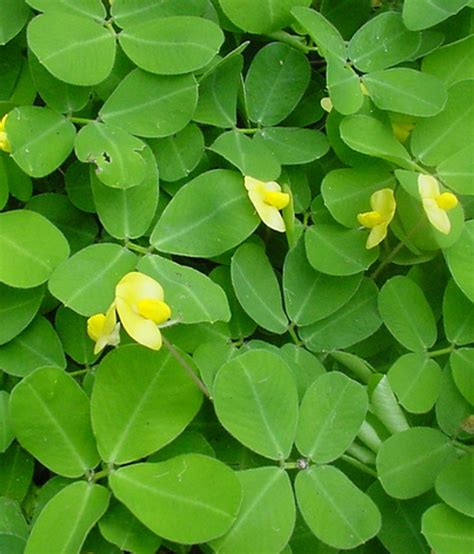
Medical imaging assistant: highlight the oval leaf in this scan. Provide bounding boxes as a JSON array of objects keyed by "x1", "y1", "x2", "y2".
[
  {"x1": 422, "y1": 503, "x2": 474, "y2": 554},
  {"x1": 213, "y1": 349, "x2": 299, "y2": 460},
  {"x1": 10, "y1": 366, "x2": 100, "y2": 477},
  {"x1": 109, "y1": 455, "x2": 242, "y2": 544}
]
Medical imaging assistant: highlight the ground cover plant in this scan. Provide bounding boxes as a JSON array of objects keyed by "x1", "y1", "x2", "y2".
[{"x1": 0, "y1": 0, "x2": 473, "y2": 552}]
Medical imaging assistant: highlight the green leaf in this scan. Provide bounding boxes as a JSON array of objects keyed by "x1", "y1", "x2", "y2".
[
  {"x1": 0, "y1": 496, "x2": 28, "y2": 554},
  {"x1": 370, "y1": 375, "x2": 410, "y2": 435},
  {"x1": 436, "y1": 454, "x2": 474, "y2": 517},
  {"x1": 0, "y1": 444, "x2": 34, "y2": 502},
  {"x1": 348, "y1": 12, "x2": 421, "y2": 72},
  {"x1": 378, "y1": 276, "x2": 437, "y2": 352},
  {"x1": 305, "y1": 223, "x2": 378, "y2": 276},
  {"x1": 210, "y1": 467, "x2": 295, "y2": 554},
  {"x1": 283, "y1": 239, "x2": 362, "y2": 326},
  {"x1": 280, "y1": 343, "x2": 326, "y2": 400},
  {"x1": 445, "y1": 221, "x2": 474, "y2": 302},
  {"x1": 194, "y1": 342, "x2": 237, "y2": 392},
  {"x1": 443, "y1": 279, "x2": 474, "y2": 345},
  {"x1": 151, "y1": 170, "x2": 259, "y2": 257},
  {"x1": 0, "y1": 283, "x2": 44, "y2": 345},
  {"x1": 376, "y1": 427, "x2": 457, "y2": 499},
  {"x1": 245, "y1": 42, "x2": 310, "y2": 126},
  {"x1": 0, "y1": 392, "x2": 14, "y2": 452},
  {"x1": 321, "y1": 163, "x2": 395, "y2": 228},
  {"x1": 422, "y1": 35, "x2": 474, "y2": 87},
  {"x1": 411, "y1": 80, "x2": 474, "y2": 167},
  {"x1": 0, "y1": 316, "x2": 66, "y2": 377},
  {"x1": 91, "y1": 344, "x2": 202, "y2": 464},
  {"x1": 0, "y1": 210, "x2": 69, "y2": 288},
  {"x1": 296, "y1": 372, "x2": 368, "y2": 463},
  {"x1": 295, "y1": 465, "x2": 381, "y2": 550},
  {"x1": 25, "y1": 192, "x2": 98, "y2": 254},
  {"x1": 109, "y1": 455, "x2": 242, "y2": 544},
  {"x1": 219, "y1": 0, "x2": 312, "y2": 34},
  {"x1": 300, "y1": 278, "x2": 381, "y2": 352},
  {"x1": 28, "y1": 52, "x2": 90, "y2": 113},
  {"x1": 119, "y1": 16, "x2": 224, "y2": 75},
  {"x1": 368, "y1": 481, "x2": 434, "y2": 554},
  {"x1": 10, "y1": 366, "x2": 99, "y2": 477},
  {"x1": 231, "y1": 242, "x2": 288, "y2": 334},
  {"x1": 194, "y1": 52, "x2": 243, "y2": 128},
  {"x1": 326, "y1": 54, "x2": 364, "y2": 115},
  {"x1": 254, "y1": 127, "x2": 329, "y2": 165},
  {"x1": 388, "y1": 353, "x2": 442, "y2": 414},
  {"x1": 55, "y1": 306, "x2": 97, "y2": 366},
  {"x1": 25, "y1": 482, "x2": 110, "y2": 554},
  {"x1": 91, "y1": 146, "x2": 159, "y2": 240},
  {"x1": 340, "y1": 114, "x2": 412, "y2": 168},
  {"x1": 98, "y1": 499, "x2": 162, "y2": 554},
  {"x1": 403, "y1": 0, "x2": 470, "y2": 31},
  {"x1": 436, "y1": 366, "x2": 472, "y2": 438},
  {"x1": 111, "y1": 0, "x2": 210, "y2": 28},
  {"x1": 209, "y1": 130, "x2": 281, "y2": 182},
  {"x1": 213, "y1": 349, "x2": 299, "y2": 460},
  {"x1": 0, "y1": 1, "x2": 31, "y2": 45},
  {"x1": 362, "y1": 68, "x2": 447, "y2": 117},
  {"x1": 6, "y1": 106, "x2": 76, "y2": 178},
  {"x1": 150, "y1": 123, "x2": 203, "y2": 182},
  {"x1": 100, "y1": 68, "x2": 198, "y2": 138},
  {"x1": 437, "y1": 146, "x2": 474, "y2": 195},
  {"x1": 138, "y1": 255, "x2": 230, "y2": 325},
  {"x1": 27, "y1": 13, "x2": 115, "y2": 85},
  {"x1": 26, "y1": 0, "x2": 106, "y2": 19},
  {"x1": 75, "y1": 122, "x2": 148, "y2": 189},
  {"x1": 422, "y1": 503, "x2": 474, "y2": 554},
  {"x1": 292, "y1": 7, "x2": 346, "y2": 61},
  {"x1": 450, "y1": 348, "x2": 474, "y2": 405},
  {"x1": 48, "y1": 243, "x2": 137, "y2": 316}
]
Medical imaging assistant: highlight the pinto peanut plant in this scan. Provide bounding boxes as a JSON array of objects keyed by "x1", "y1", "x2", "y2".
[{"x1": 0, "y1": 1, "x2": 473, "y2": 553}]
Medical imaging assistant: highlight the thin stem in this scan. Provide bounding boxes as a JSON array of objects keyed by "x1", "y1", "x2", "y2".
[
  {"x1": 124, "y1": 240, "x2": 152, "y2": 255},
  {"x1": 92, "y1": 468, "x2": 110, "y2": 482},
  {"x1": 428, "y1": 345, "x2": 454, "y2": 358},
  {"x1": 265, "y1": 31, "x2": 310, "y2": 54},
  {"x1": 69, "y1": 116, "x2": 96, "y2": 125},
  {"x1": 162, "y1": 336, "x2": 211, "y2": 399},
  {"x1": 236, "y1": 127, "x2": 259, "y2": 134},
  {"x1": 68, "y1": 368, "x2": 89, "y2": 377},
  {"x1": 287, "y1": 323, "x2": 302, "y2": 346},
  {"x1": 341, "y1": 454, "x2": 378, "y2": 477},
  {"x1": 452, "y1": 439, "x2": 472, "y2": 453},
  {"x1": 370, "y1": 219, "x2": 424, "y2": 280}
]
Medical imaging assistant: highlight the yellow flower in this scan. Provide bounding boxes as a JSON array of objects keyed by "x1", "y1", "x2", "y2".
[
  {"x1": 87, "y1": 303, "x2": 121, "y2": 355},
  {"x1": 244, "y1": 176, "x2": 290, "y2": 233},
  {"x1": 418, "y1": 174, "x2": 458, "y2": 235},
  {"x1": 392, "y1": 121, "x2": 416, "y2": 143},
  {"x1": 0, "y1": 114, "x2": 11, "y2": 153},
  {"x1": 357, "y1": 188, "x2": 396, "y2": 249},
  {"x1": 115, "y1": 272, "x2": 171, "y2": 351}
]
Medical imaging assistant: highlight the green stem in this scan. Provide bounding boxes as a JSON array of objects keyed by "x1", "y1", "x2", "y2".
[
  {"x1": 162, "y1": 336, "x2": 211, "y2": 399},
  {"x1": 69, "y1": 116, "x2": 96, "y2": 125},
  {"x1": 68, "y1": 368, "x2": 89, "y2": 377},
  {"x1": 452, "y1": 439, "x2": 472, "y2": 453},
  {"x1": 92, "y1": 468, "x2": 110, "y2": 482},
  {"x1": 341, "y1": 454, "x2": 378, "y2": 477},
  {"x1": 265, "y1": 31, "x2": 310, "y2": 54},
  {"x1": 428, "y1": 345, "x2": 454, "y2": 358},
  {"x1": 236, "y1": 128, "x2": 259, "y2": 134},
  {"x1": 287, "y1": 323, "x2": 302, "y2": 346},
  {"x1": 370, "y1": 219, "x2": 424, "y2": 280},
  {"x1": 124, "y1": 241, "x2": 152, "y2": 255}
]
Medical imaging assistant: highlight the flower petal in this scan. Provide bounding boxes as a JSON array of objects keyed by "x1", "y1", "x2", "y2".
[
  {"x1": 116, "y1": 272, "x2": 164, "y2": 307},
  {"x1": 366, "y1": 223, "x2": 387, "y2": 249},
  {"x1": 422, "y1": 198, "x2": 451, "y2": 234},
  {"x1": 418, "y1": 174, "x2": 440, "y2": 200},
  {"x1": 248, "y1": 191, "x2": 286, "y2": 232},
  {"x1": 370, "y1": 188, "x2": 396, "y2": 222},
  {"x1": 116, "y1": 297, "x2": 162, "y2": 350}
]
